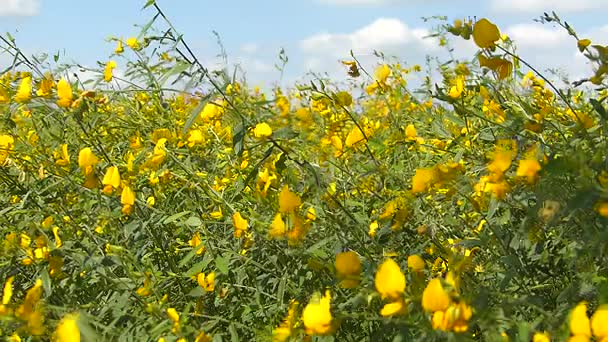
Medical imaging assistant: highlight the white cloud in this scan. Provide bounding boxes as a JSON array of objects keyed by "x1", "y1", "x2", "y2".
[
  {"x1": 505, "y1": 24, "x2": 569, "y2": 49},
  {"x1": 502, "y1": 22, "x2": 608, "y2": 82},
  {"x1": 300, "y1": 18, "x2": 437, "y2": 58},
  {"x1": 240, "y1": 43, "x2": 259, "y2": 54},
  {"x1": 491, "y1": 0, "x2": 608, "y2": 14},
  {"x1": 0, "y1": 0, "x2": 39, "y2": 16},
  {"x1": 295, "y1": 15, "x2": 608, "y2": 88}
]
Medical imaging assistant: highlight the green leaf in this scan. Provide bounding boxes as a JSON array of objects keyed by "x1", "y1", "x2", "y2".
[
  {"x1": 182, "y1": 94, "x2": 212, "y2": 134},
  {"x1": 163, "y1": 211, "x2": 191, "y2": 224},
  {"x1": 590, "y1": 98, "x2": 607, "y2": 120},
  {"x1": 232, "y1": 122, "x2": 246, "y2": 157},
  {"x1": 229, "y1": 323, "x2": 239, "y2": 342},
  {"x1": 215, "y1": 255, "x2": 230, "y2": 275},
  {"x1": 143, "y1": 0, "x2": 156, "y2": 9},
  {"x1": 188, "y1": 286, "x2": 204, "y2": 297},
  {"x1": 185, "y1": 254, "x2": 213, "y2": 277},
  {"x1": 158, "y1": 61, "x2": 191, "y2": 86},
  {"x1": 184, "y1": 216, "x2": 202, "y2": 227}
]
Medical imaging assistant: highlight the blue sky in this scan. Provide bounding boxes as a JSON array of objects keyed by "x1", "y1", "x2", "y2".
[{"x1": 1, "y1": 0, "x2": 607, "y2": 87}]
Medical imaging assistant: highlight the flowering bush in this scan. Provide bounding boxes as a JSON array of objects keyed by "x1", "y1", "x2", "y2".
[{"x1": 1, "y1": 4, "x2": 608, "y2": 341}]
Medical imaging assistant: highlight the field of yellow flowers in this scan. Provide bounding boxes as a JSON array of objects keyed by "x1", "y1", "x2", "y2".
[{"x1": 2, "y1": 2, "x2": 608, "y2": 341}]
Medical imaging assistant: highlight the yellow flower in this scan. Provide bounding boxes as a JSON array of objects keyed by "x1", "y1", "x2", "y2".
[
  {"x1": 166, "y1": 308, "x2": 180, "y2": 333},
  {"x1": 472, "y1": 18, "x2": 501, "y2": 49},
  {"x1": 195, "y1": 331, "x2": 212, "y2": 342},
  {"x1": 104, "y1": 61, "x2": 117, "y2": 82},
  {"x1": 335, "y1": 251, "x2": 361, "y2": 288},
  {"x1": 55, "y1": 313, "x2": 80, "y2": 342},
  {"x1": 121, "y1": 186, "x2": 135, "y2": 215},
  {"x1": 407, "y1": 255, "x2": 425, "y2": 272},
  {"x1": 380, "y1": 300, "x2": 406, "y2": 317},
  {"x1": 278, "y1": 185, "x2": 301, "y2": 213},
  {"x1": 478, "y1": 55, "x2": 513, "y2": 80},
  {"x1": 488, "y1": 150, "x2": 513, "y2": 175},
  {"x1": 570, "y1": 302, "x2": 591, "y2": 337},
  {"x1": 0, "y1": 135, "x2": 15, "y2": 164},
  {"x1": 269, "y1": 213, "x2": 286, "y2": 238},
  {"x1": 405, "y1": 124, "x2": 417, "y2": 140},
  {"x1": 2, "y1": 276, "x2": 14, "y2": 305},
  {"x1": 431, "y1": 302, "x2": 472, "y2": 332},
  {"x1": 412, "y1": 168, "x2": 436, "y2": 194},
  {"x1": 375, "y1": 259, "x2": 406, "y2": 300},
  {"x1": 422, "y1": 278, "x2": 450, "y2": 312},
  {"x1": 36, "y1": 73, "x2": 54, "y2": 97},
  {"x1": 516, "y1": 159, "x2": 541, "y2": 183},
  {"x1": 126, "y1": 37, "x2": 139, "y2": 49},
  {"x1": 253, "y1": 122, "x2": 272, "y2": 139},
  {"x1": 102, "y1": 166, "x2": 121, "y2": 195},
  {"x1": 232, "y1": 212, "x2": 248, "y2": 238},
  {"x1": 0, "y1": 276, "x2": 14, "y2": 315},
  {"x1": 273, "y1": 300, "x2": 299, "y2": 342},
  {"x1": 578, "y1": 39, "x2": 591, "y2": 52},
  {"x1": 52, "y1": 227, "x2": 62, "y2": 248},
  {"x1": 592, "y1": 305, "x2": 608, "y2": 339},
  {"x1": 115, "y1": 39, "x2": 124, "y2": 54},
  {"x1": 54, "y1": 144, "x2": 70, "y2": 166},
  {"x1": 345, "y1": 126, "x2": 365, "y2": 148},
  {"x1": 15, "y1": 279, "x2": 44, "y2": 335},
  {"x1": 533, "y1": 332, "x2": 551, "y2": 342},
  {"x1": 187, "y1": 129, "x2": 204, "y2": 147},
  {"x1": 56, "y1": 78, "x2": 73, "y2": 108},
  {"x1": 449, "y1": 76, "x2": 465, "y2": 99},
  {"x1": 369, "y1": 220, "x2": 379, "y2": 237},
  {"x1": 15, "y1": 76, "x2": 32, "y2": 103},
  {"x1": 302, "y1": 290, "x2": 332, "y2": 335},
  {"x1": 78, "y1": 147, "x2": 99, "y2": 171},
  {"x1": 189, "y1": 232, "x2": 205, "y2": 255},
  {"x1": 197, "y1": 272, "x2": 215, "y2": 292},
  {"x1": 375, "y1": 64, "x2": 391, "y2": 83}
]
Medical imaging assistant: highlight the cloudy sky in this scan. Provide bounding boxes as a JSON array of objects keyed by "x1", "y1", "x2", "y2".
[{"x1": 1, "y1": 0, "x2": 607, "y2": 87}]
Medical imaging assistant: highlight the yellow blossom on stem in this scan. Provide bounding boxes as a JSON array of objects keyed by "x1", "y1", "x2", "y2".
[
  {"x1": 78, "y1": 147, "x2": 99, "y2": 172},
  {"x1": 197, "y1": 272, "x2": 215, "y2": 292},
  {"x1": 54, "y1": 144, "x2": 70, "y2": 166},
  {"x1": 269, "y1": 213, "x2": 286, "y2": 238},
  {"x1": 15, "y1": 76, "x2": 32, "y2": 103},
  {"x1": 422, "y1": 278, "x2": 450, "y2": 312},
  {"x1": 54, "y1": 313, "x2": 80, "y2": 342},
  {"x1": 516, "y1": 159, "x2": 541, "y2": 183},
  {"x1": 189, "y1": 232, "x2": 205, "y2": 255},
  {"x1": 56, "y1": 78, "x2": 73, "y2": 108},
  {"x1": 375, "y1": 64, "x2": 390, "y2": 83},
  {"x1": 166, "y1": 308, "x2": 180, "y2": 333},
  {"x1": 407, "y1": 255, "x2": 425, "y2": 272},
  {"x1": 472, "y1": 18, "x2": 500, "y2": 49},
  {"x1": 533, "y1": 332, "x2": 550, "y2": 342},
  {"x1": 273, "y1": 300, "x2": 299, "y2": 342},
  {"x1": 302, "y1": 290, "x2": 332, "y2": 335},
  {"x1": 278, "y1": 185, "x2": 301, "y2": 213},
  {"x1": 0, "y1": 135, "x2": 15, "y2": 164},
  {"x1": 36, "y1": 73, "x2": 54, "y2": 97},
  {"x1": 592, "y1": 305, "x2": 608, "y2": 339},
  {"x1": 232, "y1": 212, "x2": 248, "y2": 238},
  {"x1": 375, "y1": 259, "x2": 406, "y2": 300},
  {"x1": 412, "y1": 168, "x2": 436, "y2": 194},
  {"x1": 335, "y1": 251, "x2": 361, "y2": 288},
  {"x1": 126, "y1": 37, "x2": 139, "y2": 49},
  {"x1": 104, "y1": 61, "x2": 117, "y2": 82},
  {"x1": 102, "y1": 166, "x2": 121, "y2": 195},
  {"x1": 121, "y1": 186, "x2": 135, "y2": 215},
  {"x1": 253, "y1": 122, "x2": 272, "y2": 139}
]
